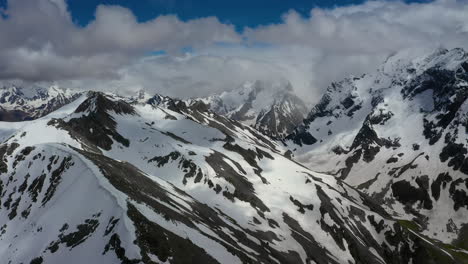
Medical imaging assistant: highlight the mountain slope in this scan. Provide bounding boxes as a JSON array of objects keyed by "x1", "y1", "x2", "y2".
[
  {"x1": 286, "y1": 48, "x2": 468, "y2": 248},
  {"x1": 0, "y1": 84, "x2": 81, "y2": 121},
  {"x1": 192, "y1": 80, "x2": 309, "y2": 139},
  {"x1": 0, "y1": 91, "x2": 465, "y2": 263}
]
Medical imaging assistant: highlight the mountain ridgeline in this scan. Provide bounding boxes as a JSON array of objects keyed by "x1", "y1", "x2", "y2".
[
  {"x1": 286, "y1": 48, "x2": 468, "y2": 252},
  {"x1": 0, "y1": 48, "x2": 467, "y2": 263},
  {"x1": 191, "y1": 80, "x2": 309, "y2": 139},
  {"x1": 0, "y1": 84, "x2": 81, "y2": 121}
]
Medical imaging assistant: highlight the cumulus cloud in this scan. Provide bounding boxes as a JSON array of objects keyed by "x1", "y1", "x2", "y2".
[
  {"x1": 1, "y1": 0, "x2": 468, "y2": 101},
  {"x1": 52, "y1": 46, "x2": 325, "y2": 102},
  {"x1": 0, "y1": 0, "x2": 239, "y2": 81},
  {"x1": 101, "y1": 54, "x2": 307, "y2": 99},
  {"x1": 239, "y1": 0, "x2": 468, "y2": 101},
  {"x1": 246, "y1": 0, "x2": 468, "y2": 52}
]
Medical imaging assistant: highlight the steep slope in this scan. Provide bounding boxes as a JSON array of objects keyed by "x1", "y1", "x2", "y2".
[
  {"x1": 286, "y1": 48, "x2": 468, "y2": 248},
  {"x1": 192, "y1": 80, "x2": 309, "y2": 139},
  {"x1": 1, "y1": 91, "x2": 465, "y2": 263},
  {"x1": 0, "y1": 83, "x2": 81, "y2": 121}
]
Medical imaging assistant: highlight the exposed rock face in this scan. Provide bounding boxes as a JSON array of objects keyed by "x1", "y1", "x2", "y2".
[
  {"x1": 192, "y1": 80, "x2": 309, "y2": 139},
  {"x1": 0, "y1": 84, "x2": 81, "y2": 121},
  {"x1": 1, "y1": 91, "x2": 465, "y2": 263},
  {"x1": 287, "y1": 48, "x2": 468, "y2": 247}
]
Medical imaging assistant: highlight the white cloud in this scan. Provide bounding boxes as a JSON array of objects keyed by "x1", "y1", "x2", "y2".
[
  {"x1": 245, "y1": 0, "x2": 468, "y2": 52},
  {"x1": 60, "y1": 53, "x2": 304, "y2": 99},
  {"x1": 1, "y1": 0, "x2": 468, "y2": 101},
  {"x1": 0, "y1": 0, "x2": 240, "y2": 81}
]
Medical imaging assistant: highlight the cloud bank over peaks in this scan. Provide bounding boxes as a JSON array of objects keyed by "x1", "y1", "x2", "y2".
[
  {"x1": 60, "y1": 53, "x2": 301, "y2": 100},
  {"x1": 1, "y1": 0, "x2": 468, "y2": 101}
]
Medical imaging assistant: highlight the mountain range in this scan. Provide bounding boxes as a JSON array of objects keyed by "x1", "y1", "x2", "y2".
[
  {"x1": 0, "y1": 48, "x2": 467, "y2": 263},
  {"x1": 286, "y1": 48, "x2": 468, "y2": 250},
  {"x1": 0, "y1": 84, "x2": 81, "y2": 122},
  {"x1": 191, "y1": 80, "x2": 309, "y2": 139}
]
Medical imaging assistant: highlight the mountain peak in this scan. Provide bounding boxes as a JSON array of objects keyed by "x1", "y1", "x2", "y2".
[
  {"x1": 0, "y1": 84, "x2": 81, "y2": 121},
  {"x1": 75, "y1": 91, "x2": 136, "y2": 116},
  {"x1": 380, "y1": 47, "x2": 467, "y2": 78},
  {"x1": 194, "y1": 80, "x2": 309, "y2": 138},
  {"x1": 286, "y1": 47, "x2": 468, "y2": 247}
]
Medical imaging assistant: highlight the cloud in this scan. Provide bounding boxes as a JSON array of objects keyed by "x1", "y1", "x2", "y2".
[
  {"x1": 1, "y1": 0, "x2": 468, "y2": 101},
  {"x1": 245, "y1": 0, "x2": 468, "y2": 50},
  {"x1": 0, "y1": 0, "x2": 240, "y2": 81},
  {"x1": 236, "y1": 0, "x2": 468, "y2": 101},
  {"x1": 53, "y1": 45, "x2": 385, "y2": 103},
  {"x1": 58, "y1": 53, "x2": 305, "y2": 99}
]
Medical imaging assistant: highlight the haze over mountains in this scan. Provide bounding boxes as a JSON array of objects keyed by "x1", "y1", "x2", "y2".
[
  {"x1": 0, "y1": 47, "x2": 467, "y2": 263},
  {"x1": 192, "y1": 80, "x2": 309, "y2": 139}
]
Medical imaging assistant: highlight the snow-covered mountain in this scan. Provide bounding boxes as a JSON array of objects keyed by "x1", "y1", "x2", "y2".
[
  {"x1": 0, "y1": 84, "x2": 81, "y2": 121},
  {"x1": 192, "y1": 80, "x2": 309, "y2": 139},
  {"x1": 286, "y1": 48, "x2": 468, "y2": 249},
  {"x1": 0, "y1": 91, "x2": 463, "y2": 263}
]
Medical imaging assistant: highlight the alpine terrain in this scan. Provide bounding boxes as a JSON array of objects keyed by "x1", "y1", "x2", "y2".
[
  {"x1": 0, "y1": 84, "x2": 81, "y2": 122},
  {"x1": 192, "y1": 80, "x2": 309, "y2": 139},
  {"x1": 1, "y1": 0, "x2": 468, "y2": 262},
  {"x1": 0, "y1": 83, "x2": 466, "y2": 263},
  {"x1": 286, "y1": 48, "x2": 468, "y2": 255}
]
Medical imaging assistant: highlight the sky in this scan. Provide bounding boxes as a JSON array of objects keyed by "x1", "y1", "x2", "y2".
[
  {"x1": 3, "y1": 0, "x2": 427, "y2": 29},
  {"x1": 68, "y1": 0, "x2": 365, "y2": 29},
  {"x1": 0, "y1": 0, "x2": 467, "y2": 101}
]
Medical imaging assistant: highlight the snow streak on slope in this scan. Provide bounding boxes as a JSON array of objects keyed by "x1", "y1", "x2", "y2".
[
  {"x1": 0, "y1": 91, "x2": 466, "y2": 263},
  {"x1": 287, "y1": 48, "x2": 468, "y2": 248}
]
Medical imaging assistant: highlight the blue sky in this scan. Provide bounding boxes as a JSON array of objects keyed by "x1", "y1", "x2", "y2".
[
  {"x1": 1, "y1": 0, "x2": 431, "y2": 30},
  {"x1": 67, "y1": 0, "x2": 367, "y2": 29}
]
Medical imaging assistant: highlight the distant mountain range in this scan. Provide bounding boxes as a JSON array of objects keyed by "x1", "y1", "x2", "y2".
[
  {"x1": 0, "y1": 84, "x2": 81, "y2": 121},
  {"x1": 0, "y1": 48, "x2": 467, "y2": 264},
  {"x1": 190, "y1": 80, "x2": 309, "y2": 139}
]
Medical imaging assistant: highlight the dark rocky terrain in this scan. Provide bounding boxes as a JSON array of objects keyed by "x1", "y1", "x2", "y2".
[
  {"x1": 0, "y1": 89, "x2": 465, "y2": 263},
  {"x1": 286, "y1": 48, "x2": 468, "y2": 252}
]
